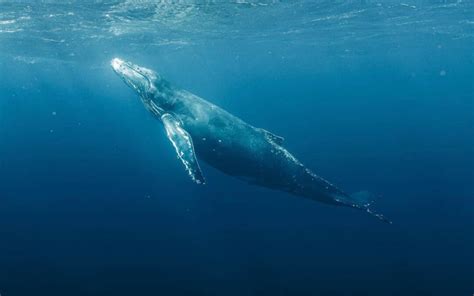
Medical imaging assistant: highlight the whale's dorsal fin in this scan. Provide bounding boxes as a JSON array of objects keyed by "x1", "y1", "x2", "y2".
[
  {"x1": 260, "y1": 128, "x2": 284, "y2": 145},
  {"x1": 161, "y1": 113, "x2": 205, "y2": 184}
]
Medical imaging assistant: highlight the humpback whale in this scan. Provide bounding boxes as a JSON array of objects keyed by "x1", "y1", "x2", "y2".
[{"x1": 111, "y1": 58, "x2": 390, "y2": 223}]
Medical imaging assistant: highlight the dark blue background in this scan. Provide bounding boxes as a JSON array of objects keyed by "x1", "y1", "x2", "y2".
[{"x1": 0, "y1": 2, "x2": 473, "y2": 295}]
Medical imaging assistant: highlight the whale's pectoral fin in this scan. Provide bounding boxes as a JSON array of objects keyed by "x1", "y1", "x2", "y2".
[
  {"x1": 260, "y1": 128, "x2": 284, "y2": 145},
  {"x1": 161, "y1": 113, "x2": 205, "y2": 184}
]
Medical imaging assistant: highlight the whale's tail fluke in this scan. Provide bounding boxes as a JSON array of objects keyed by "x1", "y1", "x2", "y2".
[
  {"x1": 334, "y1": 191, "x2": 391, "y2": 224},
  {"x1": 348, "y1": 191, "x2": 392, "y2": 224}
]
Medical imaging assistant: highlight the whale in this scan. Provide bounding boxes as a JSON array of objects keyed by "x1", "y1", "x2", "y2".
[{"x1": 111, "y1": 58, "x2": 390, "y2": 223}]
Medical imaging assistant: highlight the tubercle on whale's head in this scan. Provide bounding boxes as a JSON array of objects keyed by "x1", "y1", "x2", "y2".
[{"x1": 111, "y1": 58, "x2": 159, "y2": 98}]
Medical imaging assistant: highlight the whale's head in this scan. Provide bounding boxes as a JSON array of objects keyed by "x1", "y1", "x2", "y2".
[{"x1": 111, "y1": 58, "x2": 158, "y2": 98}]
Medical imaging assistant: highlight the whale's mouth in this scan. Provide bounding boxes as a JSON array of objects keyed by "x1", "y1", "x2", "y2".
[
  {"x1": 111, "y1": 57, "x2": 155, "y2": 93},
  {"x1": 111, "y1": 58, "x2": 145, "y2": 80}
]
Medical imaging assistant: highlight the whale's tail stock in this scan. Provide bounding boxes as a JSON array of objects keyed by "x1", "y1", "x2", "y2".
[{"x1": 338, "y1": 191, "x2": 392, "y2": 224}]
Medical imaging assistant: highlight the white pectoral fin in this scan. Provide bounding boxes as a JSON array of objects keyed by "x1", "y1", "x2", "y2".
[{"x1": 161, "y1": 113, "x2": 205, "y2": 184}]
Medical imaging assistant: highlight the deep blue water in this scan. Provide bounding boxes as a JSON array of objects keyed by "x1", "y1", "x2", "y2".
[{"x1": 0, "y1": 1, "x2": 473, "y2": 295}]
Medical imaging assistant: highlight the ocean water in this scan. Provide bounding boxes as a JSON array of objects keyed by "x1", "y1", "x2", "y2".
[{"x1": 0, "y1": 1, "x2": 473, "y2": 295}]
